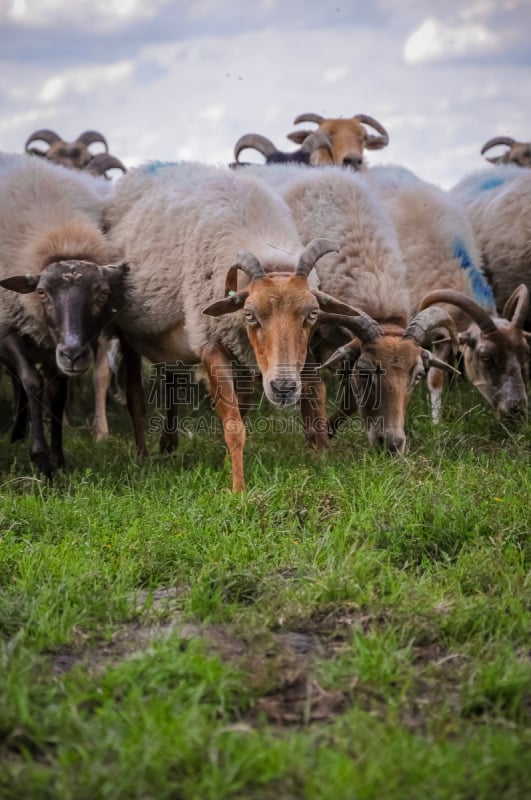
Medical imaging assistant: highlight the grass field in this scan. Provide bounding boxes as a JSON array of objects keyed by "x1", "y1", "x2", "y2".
[{"x1": 0, "y1": 373, "x2": 530, "y2": 799}]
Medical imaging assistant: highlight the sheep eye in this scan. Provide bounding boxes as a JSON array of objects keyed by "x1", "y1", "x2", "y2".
[
  {"x1": 414, "y1": 369, "x2": 425, "y2": 385},
  {"x1": 306, "y1": 309, "x2": 319, "y2": 324},
  {"x1": 479, "y1": 351, "x2": 493, "y2": 363},
  {"x1": 244, "y1": 310, "x2": 258, "y2": 325}
]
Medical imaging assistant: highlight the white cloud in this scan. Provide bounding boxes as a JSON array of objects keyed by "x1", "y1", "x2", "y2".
[
  {"x1": 37, "y1": 61, "x2": 134, "y2": 103},
  {"x1": 403, "y1": 17, "x2": 500, "y2": 64},
  {"x1": 322, "y1": 66, "x2": 349, "y2": 85},
  {"x1": 3, "y1": 0, "x2": 171, "y2": 27}
]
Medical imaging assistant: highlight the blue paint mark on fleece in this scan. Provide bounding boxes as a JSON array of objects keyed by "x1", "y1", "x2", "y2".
[
  {"x1": 478, "y1": 175, "x2": 508, "y2": 193},
  {"x1": 453, "y1": 238, "x2": 495, "y2": 309},
  {"x1": 142, "y1": 160, "x2": 176, "y2": 174}
]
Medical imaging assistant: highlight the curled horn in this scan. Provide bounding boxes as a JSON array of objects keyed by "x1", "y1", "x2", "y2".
[
  {"x1": 87, "y1": 153, "x2": 127, "y2": 176},
  {"x1": 502, "y1": 284, "x2": 529, "y2": 329},
  {"x1": 25, "y1": 129, "x2": 62, "y2": 152},
  {"x1": 354, "y1": 114, "x2": 389, "y2": 147},
  {"x1": 76, "y1": 130, "x2": 108, "y2": 151},
  {"x1": 295, "y1": 238, "x2": 339, "y2": 278},
  {"x1": 234, "y1": 133, "x2": 277, "y2": 163},
  {"x1": 293, "y1": 113, "x2": 324, "y2": 125},
  {"x1": 481, "y1": 136, "x2": 516, "y2": 155},
  {"x1": 224, "y1": 251, "x2": 266, "y2": 294},
  {"x1": 299, "y1": 131, "x2": 333, "y2": 157},
  {"x1": 319, "y1": 312, "x2": 383, "y2": 368},
  {"x1": 418, "y1": 290, "x2": 497, "y2": 335},
  {"x1": 403, "y1": 306, "x2": 458, "y2": 347}
]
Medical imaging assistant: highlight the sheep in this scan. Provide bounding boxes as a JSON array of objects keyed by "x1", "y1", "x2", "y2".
[
  {"x1": 451, "y1": 165, "x2": 531, "y2": 333},
  {"x1": 481, "y1": 136, "x2": 531, "y2": 168},
  {"x1": 240, "y1": 163, "x2": 458, "y2": 452},
  {"x1": 103, "y1": 160, "x2": 361, "y2": 490},
  {"x1": 0, "y1": 153, "x2": 129, "y2": 476},
  {"x1": 24, "y1": 128, "x2": 127, "y2": 178},
  {"x1": 286, "y1": 113, "x2": 389, "y2": 170},
  {"x1": 232, "y1": 131, "x2": 333, "y2": 167},
  {"x1": 364, "y1": 165, "x2": 529, "y2": 421}
]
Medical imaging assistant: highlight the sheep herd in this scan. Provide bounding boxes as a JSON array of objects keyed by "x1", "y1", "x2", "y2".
[{"x1": 0, "y1": 115, "x2": 529, "y2": 489}]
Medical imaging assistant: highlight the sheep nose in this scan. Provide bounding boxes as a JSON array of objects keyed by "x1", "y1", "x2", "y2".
[
  {"x1": 342, "y1": 156, "x2": 363, "y2": 169},
  {"x1": 57, "y1": 344, "x2": 92, "y2": 372},
  {"x1": 503, "y1": 398, "x2": 528, "y2": 418},
  {"x1": 270, "y1": 378, "x2": 297, "y2": 396}
]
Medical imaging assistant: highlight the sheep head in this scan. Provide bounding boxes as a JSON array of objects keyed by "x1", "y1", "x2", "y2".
[
  {"x1": 419, "y1": 286, "x2": 529, "y2": 418},
  {"x1": 0, "y1": 260, "x2": 129, "y2": 376},
  {"x1": 481, "y1": 136, "x2": 531, "y2": 168},
  {"x1": 25, "y1": 129, "x2": 110, "y2": 171},
  {"x1": 320, "y1": 306, "x2": 458, "y2": 452},
  {"x1": 287, "y1": 113, "x2": 389, "y2": 169},
  {"x1": 202, "y1": 238, "x2": 363, "y2": 407}
]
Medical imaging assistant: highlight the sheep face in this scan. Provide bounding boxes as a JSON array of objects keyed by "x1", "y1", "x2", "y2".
[
  {"x1": 351, "y1": 335, "x2": 426, "y2": 453},
  {"x1": 0, "y1": 260, "x2": 128, "y2": 376},
  {"x1": 287, "y1": 115, "x2": 389, "y2": 170},
  {"x1": 460, "y1": 322, "x2": 529, "y2": 418}
]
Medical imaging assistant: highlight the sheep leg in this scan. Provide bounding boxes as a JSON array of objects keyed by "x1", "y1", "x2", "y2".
[
  {"x1": 120, "y1": 335, "x2": 147, "y2": 457},
  {"x1": 300, "y1": 356, "x2": 330, "y2": 449},
  {"x1": 201, "y1": 344, "x2": 246, "y2": 492},
  {"x1": 160, "y1": 381, "x2": 179, "y2": 453},
  {"x1": 428, "y1": 340, "x2": 453, "y2": 423},
  {"x1": 327, "y1": 359, "x2": 359, "y2": 437},
  {"x1": 9, "y1": 370, "x2": 28, "y2": 442},
  {"x1": 45, "y1": 368, "x2": 68, "y2": 469},
  {"x1": 92, "y1": 336, "x2": 111, "y2": 441},
  {"x1": 1, "y1": 335, "x2": 53, "y2": 477}
]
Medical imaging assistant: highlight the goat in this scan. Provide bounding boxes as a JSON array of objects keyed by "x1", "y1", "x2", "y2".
[
  {"x1": 0, "y1": 154, "x2": 128, "y2": 476},
  {"x1": 241, "y1": 164, "x2": 458, "y2": 452},
  {"x1": 481, "y1": 136, "x2": 531, "y2": 168},
  {"x1": 365, "y1": 165, "x2": 529, "y2": 421},
  {"x1": 286, "y1": 113, "x2": 389, "y2": 170},
  {"x1": 103, "y1": 161, "x2": 361, "y2": 490}
]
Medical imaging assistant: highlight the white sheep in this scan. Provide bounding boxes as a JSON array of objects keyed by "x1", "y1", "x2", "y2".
[
  {"x1": 365, "y1": 165, "x2": 529, "y2": 420},
  {"x1": 451, "y1": 164, "x2": 531, "y2": 332},
  {"x1": 103, "y1": 160, "x2": 359, "y2": 490},
  {"x1": 0, "y1": 153, "x2": 128, "y2": 475}
]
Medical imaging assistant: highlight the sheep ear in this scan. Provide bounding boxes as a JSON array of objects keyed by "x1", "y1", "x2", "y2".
[
  {"x1": 0, "y1": 274, "x2": 39, "y2": 293},
  {"x1": 101, "y1": 262, "x2": 130, "y2": 285},
  {"x1": 202, "y1": 291, "x2": 249, "y2": 317},
  {"x1": 313, "y1": 290, "x2": 363, "y2": 316},
  {"x1": 287, "y1": 130, "x2": 313, "y2": 145}
]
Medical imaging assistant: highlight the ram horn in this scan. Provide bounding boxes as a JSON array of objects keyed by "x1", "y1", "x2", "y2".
[
  {"x1": 233, "y1": 133, "x2": 278, "y2": 163},
  {"x1": 293, "y1": 113, "x2": 324, "y2": 125},
  {"x1": 421, "y1": 350, "x2": 461, "y2": 375},
  {"x1": 318, "y1": 311, "x2": 383, "y2": 347},
  {"x1": 354, "y1": 114, "x2": 389, "y2": 148},
  {"x1": 224, "y1": 251, "x2": 266, "y2": 294},
  {"x1": 76, "y1": 130, "x2": 109, "y2": 151},
  {"x1": 403, "y1": 305, "x2": 458, "y2": 347},
  {"x1": 481, "y1": 136, "x2": 515, "y2": 155},
  {"x1": 418, "y1": 290, "x2": 498, "y2": 335},
  {"x1": 24, "y1": 129, "x2": 62, "y2": 151},
  {"x1": 295, "y1": 238, "x2": 339, "y2": 278},
  {"x1": 299, "y1": 131, "x2": 333, "y2": 157},
  {"x1": 87, "y1": 153, "x2": 127, "y2": 176},
  {"x1": 502, "y1": 284, "x2": 529, "y2": 329}
]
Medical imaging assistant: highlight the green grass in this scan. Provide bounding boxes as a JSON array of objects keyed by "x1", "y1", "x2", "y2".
[{"x1": 0, "y1": 376, "x2": 530, "y2": 799}]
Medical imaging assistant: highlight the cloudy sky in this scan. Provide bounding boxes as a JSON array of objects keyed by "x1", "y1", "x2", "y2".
[{"x1": 1, "y1": 0, "x2": 530, "y2": 188}]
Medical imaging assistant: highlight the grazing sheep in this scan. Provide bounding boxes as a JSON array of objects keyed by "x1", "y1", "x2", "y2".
[
  {"x1": 103, "y1": 161, "x2": 359, "y2": 490},
  {"x1": 286, "y1": 113, "x2": 389, "y2": 169},
  {"x1": 365, "y1": 165, "x2": 529, "y2": 421},
  {"x1": 242, "y1": 164, "x2": 458, "y2": 452},
  {"x1": 451, "y1": 165, "x2": 531, "y2": 332},
  {"x1": 481, "y1": 136, "x2": 531, "y2": 168},
  {"x1": 0, "y1": 153, "x2": 128, "y2": 475}
]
